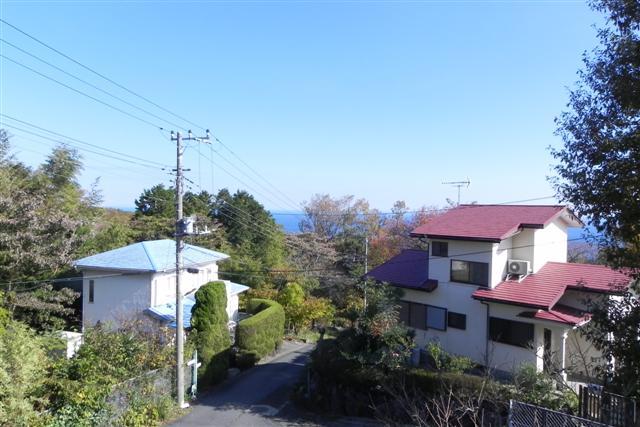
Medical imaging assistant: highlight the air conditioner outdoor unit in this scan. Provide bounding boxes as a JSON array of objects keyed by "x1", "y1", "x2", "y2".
[{"x1": 507, "y1": 259, "x2": 530, "y2": 276}]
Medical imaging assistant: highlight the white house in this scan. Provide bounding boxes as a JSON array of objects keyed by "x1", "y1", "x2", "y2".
[
  {"x1": 366, "y1": 205, "x2": 632, "y2": 382},
  {"x1": 74, "y1": 239, "x2": 249, "y2": 330}
]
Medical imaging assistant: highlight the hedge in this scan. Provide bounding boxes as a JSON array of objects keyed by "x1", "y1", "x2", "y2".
[
  {"x1": 237, "y1": 298, "x2": 285, "y2": 360},
  {"x1": 191, "y1": 281, "x2": 231, "y2": 385}
]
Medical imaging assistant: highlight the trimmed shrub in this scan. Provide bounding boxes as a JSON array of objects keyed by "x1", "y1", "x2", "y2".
[
  {"x1": 191, "y1": 281, "x2": 231, "y2": 386},
  {"x1": 235, "y1": 350, "x2": 260, "y2": 370},
  {"x1": 237, "y1": 298, "x2": 285, "y2": 359}
]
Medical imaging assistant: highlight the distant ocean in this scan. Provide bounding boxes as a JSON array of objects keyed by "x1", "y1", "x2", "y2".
[{"x1": 271, "y1": 211, "x2": 303, "y2": 234}]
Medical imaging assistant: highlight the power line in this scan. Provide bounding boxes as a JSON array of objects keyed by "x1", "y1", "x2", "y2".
[
  {"x1": 217, "y1": 236, "x2": 591, "y2": 277},
  {"x1": 1, "y1": 121, "x2": 168, "y2": 170},
  {"x1": 201, "y1": 144, "x2": 300, "y2": 212},
  {"x1": 215, "y1": 140, "x2": 301, "y2": 210},
  {"x1": 1, "y1": 237, "x2": 596, "y2": 290},
  {"x1": 0, "y1": 18, "x2": 202, "y2": 131},
  {"x1": 181, "y1": 175, "x2": 308, "y2": 254},
  {"x1": 271, "y1": 196, "x2": 558, "y2": 217},
  {"x1": 0, "y1": 38, "x2": 189, "y2": 132},
  {"x1": 0, "y1": 19, "x2": 304, "y2": 212},
  {"x1": 0, "y1": 54, "x2": 166, "y2": 130},
  {"x1": 0, "y1": 114, "x2": 171, "y2": 167},
  {"x1": 195, "y1": 148, "x2": 295, "y2": 212}
]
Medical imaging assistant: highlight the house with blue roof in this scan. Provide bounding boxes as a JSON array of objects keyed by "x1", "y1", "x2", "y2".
[{"x1": 74, "y1": 239, "x2": 249, "y2": 330}]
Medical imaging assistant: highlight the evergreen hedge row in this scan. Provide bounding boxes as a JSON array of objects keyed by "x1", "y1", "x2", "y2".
[
  {"x1": 191, "y1": 281, "x2": 231, "y2": 385},
  {"x1": 237, "y1": 298, "x2": 285, "y2": 360}
]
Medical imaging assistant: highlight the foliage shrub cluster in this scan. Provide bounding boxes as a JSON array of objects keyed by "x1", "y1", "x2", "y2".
[
  {"x1": 45, "y1": 321, "x2": 175, "y2": 426},
  {"x1": 512, "y1": 364, "x2": 578, "y2": 412},
  {"x1": 236, "y1": 298, "x2": 285, "y2": 363},
  {"x1": 304, "y1": 337, "x2": 510, "y2": 421},
  {"x1": 426, "y1": 341, "x2": 474, "y2": 374},
  {"x1": 303, "y1": 308, "x2": 578, "y2": 423},
  {"x1": 191, "y1": 281, "x2": 231, "y2": 386}
]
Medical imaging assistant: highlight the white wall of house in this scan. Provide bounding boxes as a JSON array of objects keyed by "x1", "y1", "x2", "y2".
[
  {"x1": 428, "y1": 239, "x2": 497, "y2": 285},
  {"x1": 566, "y1": 327, "x2": 604, "y2": 377},
  {"x1": 487, "y1": 303, "x2": 573, "y2": 375},
  {"x1": 403, "y1": 219, "x2": 582, "y2": 375},
  {"x1": 488, "y1": 303, "x2": 541, "y2": 372},
  {"x1": 533, "y1": 220, "x2": 568, "y2": 272},
  {"x1": 150, "y1": 262, "x2": 220, "y2": 306},
  {"x1": 83, "y1": 262, "x2": 223, "y2": 329},
  {"x1": 492, "y1": 240, "x2": 509, "y2": 287},
  {"x1": 227, "y1": 294, "x2": 240, "y2": 323},
  {"x1": 82, "y1": 269, "x2": 152, "y2": 328},
  {"x1": 510, "y1": 229, "x2": 535, "y2": 269},
  {"x1": 402, "y1": 285, "x2": 488, "y2": 365}
]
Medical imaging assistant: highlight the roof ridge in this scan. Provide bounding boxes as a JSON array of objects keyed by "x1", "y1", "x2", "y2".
[
  {"x1": 546, "y1": 261, "x2": 612, "y2": 269},
  {"x1": 185, "y1": 244, "x2": 229, "y2": 259},
  {"x1": 140, "y1": 241, "x2": 158, "y2": 272}
]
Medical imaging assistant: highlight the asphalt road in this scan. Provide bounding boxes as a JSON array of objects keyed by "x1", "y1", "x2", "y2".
[{"x1": 170, "y1": 341, "x2": 319, "y2": 427}]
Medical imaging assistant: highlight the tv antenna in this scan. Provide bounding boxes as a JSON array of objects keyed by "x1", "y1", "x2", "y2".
[{"x1": 442, "y1": 178, "x2": 471, "y2": 205}]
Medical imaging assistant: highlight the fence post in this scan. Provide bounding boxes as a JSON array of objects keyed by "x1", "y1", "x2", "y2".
[{"x1": 507, "y1": 399, "x2": 513, "y2": 427}]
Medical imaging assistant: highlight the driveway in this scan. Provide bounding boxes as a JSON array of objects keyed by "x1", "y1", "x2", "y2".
[{"x1": 170, "y1": 341, "x2": 313, "y2": 426}]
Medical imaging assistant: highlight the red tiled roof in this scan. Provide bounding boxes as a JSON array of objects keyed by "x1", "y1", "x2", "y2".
[
  {"x1": 365, "y1": 249, "x2": 437, "y2": 292},
  {"x1": 518, "y1": 304, "x2": 589, "y2": 326},
  {"x1": 411, "y1": 204, "x2": 573, "y2": 242},
  {"x1": 473, "y1": 262, "x2": 632, "y2": 309}
]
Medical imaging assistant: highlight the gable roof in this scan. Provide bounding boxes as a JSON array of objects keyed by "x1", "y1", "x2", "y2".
[
  {"x1": 74, "y1": 239, "x2": 229, "y2": 273},
  {"x1": 365, "y1": 249, "x2": 437, "y2": 292},
  {"x1": 472, "y1": 262, "x2": 631, "y2": 309},
  {"x1": 411, "y1": 205, "x2": 582, "y2": 242}
]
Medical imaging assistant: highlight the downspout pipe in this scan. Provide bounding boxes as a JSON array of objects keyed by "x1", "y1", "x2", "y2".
[{"x1": 481, "y1": 301, "x2": 491, "y2": 368}]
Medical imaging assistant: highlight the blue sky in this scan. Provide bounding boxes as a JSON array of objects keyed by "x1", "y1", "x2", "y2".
[{"x1": 0, "y1": 0, "x2": 600, "y2": 212}]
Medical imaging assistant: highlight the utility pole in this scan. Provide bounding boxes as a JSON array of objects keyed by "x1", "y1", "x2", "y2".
[
  {"x1": 363, "y1": 235, "x2": 368, "y2": 311},
  {"x1": 364, "y1": 235, "x2": 369, "y2": 275},
  {"x1": 442, "y1": 178, "x2": 471, "y2": 205},
  {"x1": 171, "y1": 129, "x2": 209, "y2": 410}
]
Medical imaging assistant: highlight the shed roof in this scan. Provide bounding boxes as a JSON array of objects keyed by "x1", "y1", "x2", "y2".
[
  {"x1": 518, "y1": 304, "x2": 589, "y2": 326},
  {"x1": 365, "y1": 249, "x2": 437, "y2": 292},
  {"x1": 411, "y1": 205, "x2": 581, "y2": 242},
  {"x1": 74, "y1": 239, "x2": 229, "y2": 273},
  {"x1": 146, "y1": 281, "x2": 250, "y2": 329},
  {"x1": 473, "y1": 262, "x2": 631, "y2": 309}
]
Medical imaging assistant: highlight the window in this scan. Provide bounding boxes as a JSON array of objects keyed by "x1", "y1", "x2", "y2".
[
  {"x1": 426, "y1": 305, "x2": 447, "y2": 331},
  {"x1": 431, "y1": 241, "x2": 448, "y2": 257},
  {"x1": 89, "y1": 280, "x2": 94, "y2": 303},
  {"x1": 399, "y1": 302, "x2": 447, "y2": 331},
  {"x1": 489, "y1": 317, "x2": 534, "y2": 348},
  {"x1": 451, "y1": 260, "x2": 489, "y2": 286},
  {"x1": 447, "y1": 312, "x2": 467, "y2": 330},
  {"x1": 399, "y1": 301, "x2": 411, "y2": 325},
  {"x1": 410, "y1": 303, "x2": 427, "y2": 330}
]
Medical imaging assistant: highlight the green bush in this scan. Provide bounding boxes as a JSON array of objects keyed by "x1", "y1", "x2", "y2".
[
  {"x1": 191, "y1": 281, "x2": 231, "y2": 386},
  {"x1": 426, "y1": 341, "x2": 474, "y2": 374},
  {"x1": 0, "y1": 321, "x2": 49, "y2": 427},
  {"x1": 237, "y1": 298, "x2": 285, "y2": 359},
  {"x1": 45, "y1": 321, "x2": 174, "y2": 425},
  {"x1": 513, "y1": 364, "x2": 577, "y2": 411}
]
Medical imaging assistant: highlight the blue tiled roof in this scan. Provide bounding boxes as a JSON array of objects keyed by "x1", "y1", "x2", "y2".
[
  {"x1": 74, "y1": 239, "x2": 229, "y2": 272},
  {"x1": 145, "y1": 281, "x2": 249, "y2": 329}
]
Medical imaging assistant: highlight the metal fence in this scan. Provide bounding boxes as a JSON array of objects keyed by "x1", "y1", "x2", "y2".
[
  {"x1": 509, "y1": 400, "x2": 608, "y2": 427},
  {"x1": 105, "y1": 364, "x2": 194, "y2": 423},
  {"x1": 579, "y1": 385, "x2": 637, "y2": 427}
]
